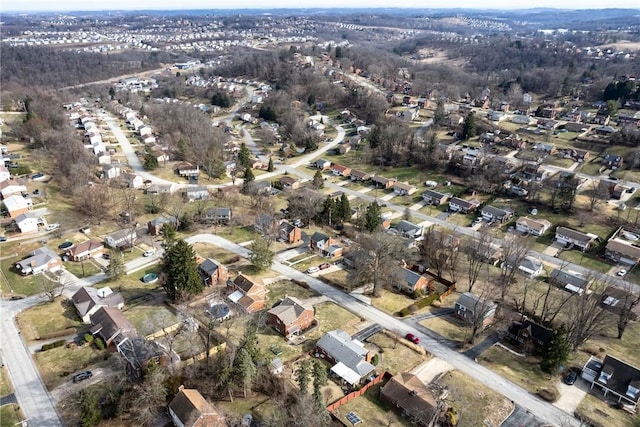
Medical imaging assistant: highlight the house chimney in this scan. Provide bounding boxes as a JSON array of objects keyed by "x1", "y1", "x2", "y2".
[{"x1": 178, "y1": 385, "x2": 184, "y2": 392}]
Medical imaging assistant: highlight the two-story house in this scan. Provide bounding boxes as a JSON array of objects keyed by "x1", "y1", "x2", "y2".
[
  {"x1": 204, "y1": 207, "x2": 232, "y2": 225},
  {"x1": 515, "y1": 217, "x2": 552, "y2": 236},
  {"x1": 582, "y1": 355, "x2": 640, "y2": 411},
  {"x1": 506, "y1": 319, "x2": 553, "y2": 355},
  {"x1": 454, "y1": 292, "x2": 497, "y2": 330},
  {"x1": 198, "y1": 258, "x2": 228, "y2": 287},
  {"x1": 267, "y1": 296, "x2": 315, "y2": 339},
  {"x1": 422, "y1": 190, "x2": 449, "y2": 206},
  {"x1": 393, "y1": 181, "x2": 418, "y2": 196},
  {"x1": 278, "y1": 221, "x2": 302, "y2": 244},
  {"x1": 602, "y1": 154, "x2": 623, "y2": 169},
  {"x1": 309, "y1": 232, "x2": 334, "y2": 253},
  {"x1": 448, "y1": 197, "x2": 481, "y2": 214},
  {"x1": 147, "y1": 216, "x2": 179, "y2": 236},
  {"x1": 104, "y1": 228, "x2": 138, "y2": 249},
  {"x1": 480, "y1": 205, "x2": 514, "y2": 223},
  {"x1": 555, "y1": 226, "x2": 598, "y2": 252},
  {"x1": 227, "y1": 274, "x2": 266, "y2": 313}
]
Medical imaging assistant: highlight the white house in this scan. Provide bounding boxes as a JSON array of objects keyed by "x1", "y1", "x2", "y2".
[
  {"x1": 104, "y1": 229, "x2": 137, "y2": 249},
  {"x1": 0, "y1": 164, "x2": 10, "y2": 183},
  {"x1": 0, "y1": 181, "x2": 27, "y2": 199},
  {"x1": 121, "y1": 173, "x2": 144, "y2": 189},
  {"x1": 14, "y1": 212, "x2": 42, "y2": 234},
  {"x1": 516, "y1": 217, "x2": 552, "y2": 236},
  {"x1": 103, "y1": 164, "x2": 121, "y2": 179}
]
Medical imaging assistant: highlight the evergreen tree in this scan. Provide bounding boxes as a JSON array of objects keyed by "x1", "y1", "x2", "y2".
[
  {"x1": 143, "y1": 151, "x2": 158, "y2": 170},
  {"x1": 267, "y1": 156, "x2": 274, "y2": 172},
  {"x1": 211, "y1": 91, "x2": 231, "y2": 108},
  {"x1": 162, "y1": 239, "x2": 203, "y2": 302},
  {"x1": 312, "y1": 359, "x2": 328, "y2": 408},
  {"x1": 242, "y1": 167, "x2": 255, "y2": 194},
  {"x1": 160, "y1": 223, "x2": 177, "y2": 251},
  {"x1": 433, "y1": 98, "x2": 446, "y2": 127},
  {"x1": 238, "y1": 143, "x2": 252, "y2": 169},
  {"x1": 338, "y1": 193, "x2": 351, "y2": 222},
  {"x1": 296, "y1": 359, "x2": 311, "y2": 396},
  {"x1": 364, "y1": 201, "x2": 382, "y2": 232},
  {"x1": 249, "y1": 236, "x2": 274, "y2": 271},
  {"x1": 320, "y1": 197, "x2": 337, "y2": 225},
  {"x1": 541, "y1": 325, "x2": 570, "y2": 374},
  {"x1": 312, "y1": 169, "x2": 324, "y2": 189},
  {"x1": 105, "y1": 253, "x2": 125, "y2": 281},
  {"x1": 236, "y1": 347, "x2": 257, "y2": 398},
  {"x1": 259, "y1": 105, "x2": 276, "y2": 121},
  {"x1": 462, "y1": 111, "x2": 476, "y2": 140}
]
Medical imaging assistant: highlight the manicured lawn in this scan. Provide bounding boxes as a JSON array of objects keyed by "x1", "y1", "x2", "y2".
[
  {"x1": 478, "y1": 345, "x2": 553, "y2": 394},
  {"x1": 63, "y1": 259, "x2": 102, "y2": 278},
  {"x1": 576, "y1": 393, "x2": 639, "y2": 427},
  {"x1": 435, "y1": 370, "x2": 513, "y2": 427},
  {"x1": 556, "y1": 249, "x2": 612, "y2": 273},
  {"x1": 16, "y1": 298, "x2": 83, "y2": 342},
  {"x1": 367, "y1": 332, "x2": 428, "y2": 375},
  {"x1": 265, "y1": 280, "x2": 318, "y2": 307},
  {"x1": 420, "y1": 315, "x2": 470, "y2": 344},
  {"x1": 213, "y1": 226, "x2": 257, "y2": 244},
  {"x1": 35, "y1": 344, "x2": 118, "y2": 389},
  {"x1": 0, "y1": 404, "x2": 24, "y2": 427},
  {"x1": 335, "y1": 382, "x2": 411, "y2": 426},
  {"x1": 216, "y1": 394, "x2": 286, "y2": 424},
  {"x1": 319, "y1": 269, "x2": 348, "y2": 288},
  {"x1": 371, "y1": 289, "x2": 415, "y2": 315},
  {"x1": 0, "y1": 367, "x2": 14, "y2": 396},
  {"x1": 122, "y1": 304, "x2": 180, "y2": 337},
  {"x1": 306, "y1": 302, "x2": 362, "y2": 341}
]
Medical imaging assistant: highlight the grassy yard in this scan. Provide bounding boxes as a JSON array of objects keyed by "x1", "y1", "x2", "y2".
[
  {"x1": 16, "y1": 297, "x2": 83, "y2": 342},
  {"x1": 556, "y1": 249, "x2": 612, "y2": 273},
  {"x1": 265, "y1": 280, "x2": 318, "y2": 307},
  {"x1": 216, "y1": 394, "x2": 287, "y2": 424},
  {"x1": 192, "y1": 243, "x2": 243, "y2": 265},
  {"x1": 0, "y1": 367, "x2": 14, "y2": 396},
  {"x1": 306, "y1": 302, "x2": 362, "y2": 341},
  {"x1": 122, "y1": 304, "x2": 180, "y2": 336},
  {"x1": 370, "y1": 289, "x2": 415, "y2": 315},
  {"x1": 63, "y1": 259, "x2": 103, "y2": 278},
  {"x1": 35, "y1": 344, "x2": 118, "y2": 389},
  {"x1": 575, "y1": 393, "x2": 639, "y2": 427},
  {"x1": 420, "y1": 315, "x2": 470, "y2": 344},
  {"x1": 213, "y1": 226, "x2": 257, "y2": 244},
  {"x1": 0, "y1": 404, "x2": 24, "y2": 427},
  {"x1": 367, "y1": 332, "x2": 428, "y2": 375},
  {"x1": 436, "y1": 370, "x2": 513, "y2": 427},
  {"x1": 478, "y1": 345, "x2": 553, "y2": 394},
  {"x1": 334, "y1": 382, "x2": 411, "y2": 426}
]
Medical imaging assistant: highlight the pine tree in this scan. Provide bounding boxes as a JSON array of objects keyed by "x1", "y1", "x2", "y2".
[
  {"x1": 105, "y1": 254, "x2": 125, "y2": 281},
  {"x1": 312, "y1": 359, "x2": 328, "y2": 408},
  {"x1": 338, "y1": 193, "x2": 351, "y2": 222},
  {"x1": 320, "y1": 197, "x2": 337, "y2": 225},
  {"x1": 313, "y1": 169, "x2": 324, "y2": 189},
  {"x1": 236, "y1": 347, "x2": 257, "y2": 398},
  {"x1": 242, "y1": 167, "x2": 255, "y2": 194},
  {"x1": 267, "y1": 156, "x2": 274, "y2": 172},
  {"x1": 238, "y1": 143, "x2": 251, "y2": 169},
  {"x1": 364, "y1": 201, "x2": 382, "y2": 232},
  {"x1": 541, "y1": 325, "x2": 570, "y2": 374},
  {"x1": 162, "y1": 239, "x2": 203, "y2": 302},
  {"x1": 433, "y1": 98, "x2": 446, "y2": 127},
  {"x1": 249, "y1": 236, "x2": 274, "y2": 272},
  {"x1": 462, "y1": 111, "x2": 476, "y2": 140},
  {"x1": 143, "y1": 151, "x2": 158, "y2": 170},
  {"x1": 296, "y1": 360, "x2": 311, "y2": 396}
]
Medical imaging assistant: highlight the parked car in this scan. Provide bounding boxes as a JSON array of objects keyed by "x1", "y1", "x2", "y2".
[
  {"x1": 45, "y1": 223, "x2": 60, "y2": 231},
  {"x1": 306, "y1": 266, "x2": 319, "y2": 274},
  {"x1": 405, "y1": 333, "x2": 420, "y2": 344},
  {"x1": 319, "y1": 263, "x2": 331, "y2": 270},
  {"x1": 563, "y1": 370, "x2": 578, "y2": 385},
  {"x1": 143, "y1": 250, "x2": 156, "y2": 257},
  {"x1": 0, "y1": 236, "x2": 7, "y2": 242},
  {"x1": 103, "y1": 253, "x2": 111, "y2": 260},
  {"x1": 72, "y1": 371, "x2": 93, "y2": 383},
  {"x1": 31, "y1": 173, "x2": 45, "y2": 181},
  {"x1": 617, "y1": 269, "x2": 627, "y2": 277}
]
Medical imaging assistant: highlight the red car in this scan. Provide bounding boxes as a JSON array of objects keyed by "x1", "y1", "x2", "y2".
[
  {"x1": 405, "y1": 333, "x2": 420, "y2": 344},
  {"x1": 319, "y1": 263, "x2": 331, "y2": 270}
]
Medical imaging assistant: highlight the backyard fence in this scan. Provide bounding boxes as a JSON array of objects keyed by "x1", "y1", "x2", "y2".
[
  {"x1": 326, "y1": 371, "x2": 391, "y2": 412},
  {"x1": 181, "y1": 342, "x2": 227, "y2": 366}
]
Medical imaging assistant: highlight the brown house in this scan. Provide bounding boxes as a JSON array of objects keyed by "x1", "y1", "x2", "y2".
[
  {"x1": 506, "y1": 319, "x2": 553, "y2": 355},
  {"x1": 371, "y1": 175, "x2": 396, "y2": 189},
  {"x1": 279, "y1": 175, "x2": 300, "y2": 190},
  {"x1": 330, "y1": 164, "x2": 352, "y2": 177},
  {"x1": 380, "y1": 372, "x2": 441, "y2": 427},
  {"x1": 147, "y1": 216, "x2": 179, "y2": 236},
  {"x1": 267, "y1": 296, "x2": 315, "y2": 338},
  {"x1": 198, "y1": 258, "x2": 228, "y2": 286},
  {"x1": 89, "y1": 306, "x2": 137, "y2": 347},
  {"x1": 350, "y1": 169, "x2": 371, "y2": 182},
  {"x1": 278, "y1": 221, "x2": 302, "y2": 244},
  {"x1": 168, "y1": 386, "x2": 226, "y2": 427},
  {"x1": 67, "y1": 240, "x2": 104, "y2": 261},
  {"x1": 227, "y1": 274, "x2": 266, "y2": 313}
]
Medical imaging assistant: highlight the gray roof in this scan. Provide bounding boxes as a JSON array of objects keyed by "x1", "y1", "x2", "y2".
[
  {"x1": 198, "y1": 258, "x2": 223, "y2": 276},
  {"x1": 556, "y1": 226, "x2": 595, "y2": 243},
  {"x1": 456, "y1": 292, "x2": 497, "y2": 313},
  {"x1": 395, "y1": 220, "x2": 421, "y2": 234},
  {"x1": 422, "y1": 189, "x2": 446, "y2": 200},
  {"x1": 317, "y1": 330, "x2": 374, "y2": 377},
  {"x1": 206, "y1": 207, "x2": 231, "y2": 217},
  {"x1": 310, "y1": 231, "x2": 330, "y2": 243},
  {"x1": 16, "y1": 247, "x2": 58, "y2": 271},
  {"x1": 549, "y1": 269, "x2": 590, "y2": 290},
  {"x1": 402, "y1": 268, "x2": 424, "y2": 286},
  {"x1": 72, "y1": 286, "x2": 123, "y2": 317},
  {"x1": 481, "y1": 205, "x2": 512, "y2": 217},
  {"x1": 268, "y1": 296, "x2": 313, "y2": 325}
]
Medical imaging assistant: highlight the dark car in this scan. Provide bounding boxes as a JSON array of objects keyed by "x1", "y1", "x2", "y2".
[
  {"x1": 0, "y1": 236, "x2": 7, "y2": 242},
  {"x1": 319, "y1": 263, "x2": 331, "y2": 270},
  {"x1": 405, "y1": 333, "x2": 420, "y2": 344},
  {"x1": 72, "y1": 371, "x2": 93, "y2": 383},
  {"x1": 58, "y1": 241, "x2": 73, "y2": 250},
  {"x1": 564, "y1": 370, "x2": 578, "y2": 385}
]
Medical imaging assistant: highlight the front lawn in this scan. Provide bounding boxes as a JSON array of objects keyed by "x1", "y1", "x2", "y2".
[
  {"x1": 477, "y1": 345, "x2": 552, "y2": 394},
  {"x1": 367, "y1": 332, "x2": 428, "y2": 375},
  {"x1": 35, "y1": 344, "x2": 117, "y2": 389},
  {"x1": 122, "y1": 304, "x2": 180, "y2": 337},
  {"x1": 306, "y1": 302, "x2": 362, "y2": 341},
  {"x1": 370, "y1": 289, "x2": 415, "y2": 315},
  {"x1": 576, "y1": 393, "x2": 639, "y2": 427},
  {"x1": 212, "y1": 226, "x2": 257, "y2": 244},
  {"x1": 335, "y1": 382, "x2": 411, "y2": 426},
  {"x1": 63, "y1": 259, "x2": 102, "y2": 278},
  {"x1": 420, "y1": 314, "x2": 470, "y2": 344},
  {"x1": 265, "y1": 280, "x2": 318, "y2": 307},
  {"x1": 0, "y1": 367, "x2": 14, "y2": 396},
  {"x1": 0, "y1": 404, "x2": 24, "y2": 427},
  {"x1": 16, "y1": 297, "x2": 83, "y2": 342}
]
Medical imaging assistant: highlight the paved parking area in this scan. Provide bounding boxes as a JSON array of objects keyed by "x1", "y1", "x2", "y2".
[
  {"x1": 543, "y1": 241, "x2": 564, "y2": 257},
  {"x1": 554, "y1": 378, "x2": 587, "y2": 414}
]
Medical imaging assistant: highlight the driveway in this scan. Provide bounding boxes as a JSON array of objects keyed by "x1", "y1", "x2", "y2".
[
  {"x1": 543, "y1": 241, "x2": 564, "y2": 257},
  {"x1": 554, "y1": 377, "x2": 588, "y2": 414},
  {"x1": 411, "y1": 357, "x2": 453, "y2": 384}
]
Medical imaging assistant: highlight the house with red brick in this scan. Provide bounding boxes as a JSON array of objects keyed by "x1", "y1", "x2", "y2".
[
  {"x1": 330, "y1": 164, "x2": 352, "y2": 177},
  {"x1": 147, "y1": 216, "x2": 179, "y2": 236},
  {"x1": 227, "y1": 274, "x2": 266, "y2": 313},
  {"x1": 278, "y1": 221, "x2": 302, "y2": 244},
  {"x1": 198, "y1": 258, "x2": 228, "y2": 286},
  {"x1": 67, "y1": 240, "x2": 104, "y2": 261},
  {"x1": 267, "y1": 296, "x2": 316, "y2": 339}
]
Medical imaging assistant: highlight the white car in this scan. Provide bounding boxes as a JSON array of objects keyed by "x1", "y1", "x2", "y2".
[
  {"x1": 143, "y1": 250, "x2": 156, "y2": 257},
  {"x1": 45, "y1": 223, "x2": 60, "y2": 231},
  {"x1": 617, "y1": 269, "x2": 627, "y2": 277},
  {"x1": 306, "y1": 266, "x2": 319, "y2": 274}
]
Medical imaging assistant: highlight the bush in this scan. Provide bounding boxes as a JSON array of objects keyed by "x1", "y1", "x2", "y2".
[
  {"x1": 537, "y1": 387, "x2": 560, "y2": 402},
  {"x1": 94, "y1": 337, "x2": 105, "y2": 350},
  {"x1": 398, "y1": 293, "x2": 441, "y2": 317},
  {"x1": 371, "y1": 354, "x2": 380, "y2": 366},
  {"x1": 84, "y1": 334, "x2": 94, "y2": 343},
  {"x1": 41, "y1": 339, "x2": 67, "y2": 351}
]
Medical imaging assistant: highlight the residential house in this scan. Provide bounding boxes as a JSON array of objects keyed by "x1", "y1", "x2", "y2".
[
  {"x1": 254, "y1": 214, "x2": 278, "y2": 236},
  {"x1": 198, "y1": 258, "x2": 228, "y2": 286},
  {"x1": 448, "y1": 197, "x2": 481, "y2": 214},
  {"x1": 505, "y1": 255, "x2": 545, "y2": 278},
  {"x1": 454, "y1": 292, "x2": 497, "y2": 330},
  {"x1": 534, "y1": 142, "x2": 557, "y2": 155},
  {"x1": 72, "y1": 286, "x2": 124, "y2": 323},
  {"x1": 515, "y1": 217, "x2": 552, "y2": 236},
  {"x1": 480, "y1": 205, "x2": 514, "y2": 224},
  {"x1": 582, "y1": 355, "x2": 640, "y2": 410},
  {"x1": 267, "y1": 296, "x2": 315, "y2": 338},
  {"x1": 380, "y1": 372, "x2": 441, "y2": 427},
  {"x1": 227, "y1": 274, "x2": 266, "y2": 313},
  {"x1": 67, "y1": 240, "x2": 104, "y2": 261},
  {"x1": 315, "y1": 159, "x2": 331, "y2": 170},
  {"x1": 322, "y1": 243, "x2": 343, "y2": 258},
  {"x1": 315, "y1": 329, "x2": 375, "y2": 386},
  {"x1": 0, "y1": 180, "x2": 27, "y2": 199},
  {"x1": 555, "y1": 227, "x2": 598, "y2": 252},
  {"x1": 602, "y1": 154, "x2": 623, "y2": 169},
  {"x1": 549, "y1": 268, "x2": 591, "y2": 295},
  {"x1": 330, "y1": 164, "x2": 351, "y2": 177},
  {"x1": 15, "y1": 247, "x2": 62, "y2": 275},
  {"x1": 102, "y1": 164, "x2": 121, "y2": 179},
  {"x1": 394, "y1": 220, "x2": 423, "y2": 239},
  {"x1": 14, "y1": 212, "x2": 42, "y2": 234},
  {"x1": 168, "y1": 387, "x2": 226, "y2": 427},
  {"x1": 506, "y1": 319, "x2": 553, "y2": 355},
  {"x1": 604, "y1": 228, "x2": 640, "y2": 266},
  {"x1": 309, "y1": 232, "x2": 334, "y2": 253},
  {"x1": 393, "y1": 268, "x2": 430, "y2": 294},
  {"x1": 372, "y1": 175, "x2": 396, "y2": 189},
  {"x1": 147, "y1": 216, "x2": 179, "y2": 236},
  {"x1": 278, "y1": 221, "x2": 302, "y2": 244},
  {"x1": 521, "y1": 163, "x2": 547, "y2": 182},
  {"x1": 185, "y1": 186, "x2": 209, "y2": 201},
  {"x1": 89, "y1": 306, "x2": 137, "y2": 347},
  {"x1": 3, "y1": 194, "x2": 32, "y2": 218},
  {"x1": 338, "y1": 143, "x2": 352, "y2": 155},
  {"x1": 147, "y1": 183, "x2": 178, "y2": 194},
  {"x1": 104, "y1": 228, "x2": 137, "y2": 249},
  {"x1": 350, "y1": 169, "x2": 371, "y2": 182},
  {"x1": 279, "y1": 176, "x2": 300, "y2": 190},
  {"x1": 393, "y1": 181, "x2": 418, "y2": 196},
  {"x1": 204, "y1": 207, "x2": 232, "y2": 225},
  {"x1": 422, "y1": 190, "x2": 449, "y2": 206},
  {"x1": 176, "y1": 163, "x2": 199, "y2": 178},
  {"x1": 120, "y1": 172, "x2": 144, "y2": 189},
  {"x1": 0, "y1": 164, "x2": 10, "y2": 183},
  {"x1": 600, "y1": 286, "x2": 639, "y2": 316}
]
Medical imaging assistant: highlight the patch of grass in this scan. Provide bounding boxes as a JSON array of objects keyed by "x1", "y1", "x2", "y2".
[
  {"x1": 371, "y1": 289, "x2": 415, "y2": 315},
  {"x1": 35, "y1": 344, "x2": 117, "y2": 389},
  {"x1": 266, "y1": 280, "x2": 318, "y2": 307},
  {"x1": 478, "y1": 346, "x2": 552, "y2": 394},
  {"x1": 0, "y1": 404, "x2": 24, "y2": 427},
  {"x1": 123, "y1": 304, "x2": 179, "y2": 336},
  {"x1": 575, "y1": 393, "x2": 638, "y2": 427},
  {"x1": 336, "y1": 382, "x2": 411, "y2": 426},
  {"x1": 192, "y1": 243, "x2": 242, "y2": 265},
  {"x1": 63, "y1": 259, "x2": 102, "y2": 278},
  {"x1": 306, "y1": 302, "x2": 362, "y2": 341},
  {"x1": 216, "y1": 394, "x2": 286, "y2": 424},
  {"x1": 435, "y1": 370, "x2": 513, "y2": 427},
  {"x1": 420, "y1": 315, "x2": 470, "y2": 344},
  {"x1": 0, "y1": 367, "x2": 14, "y2": 396},
  {"x1": 213, "y1": 226, "x2": 257, "y2": 244},
  {"x1": 556, "y1": 250, "x2": 612, "y2": 273},
  {"x1": 367, "y1": 332, "x2": 427, "y2": 375},
  {"x1": 16, "y1": 298, "x2": 83, "y2": 342}
]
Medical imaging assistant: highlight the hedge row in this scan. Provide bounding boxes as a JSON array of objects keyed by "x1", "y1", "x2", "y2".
[
  {"x1": 398, "y1": 293, "x2": 441, "y2": 317},
  {"x1": 41, "y1": 339, "x2": 67, "y2": 351}
]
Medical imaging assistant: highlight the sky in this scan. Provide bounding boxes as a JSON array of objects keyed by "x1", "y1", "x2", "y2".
[{"x1": 3, "y1": 0, "x2": 639, "y2": 12}]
